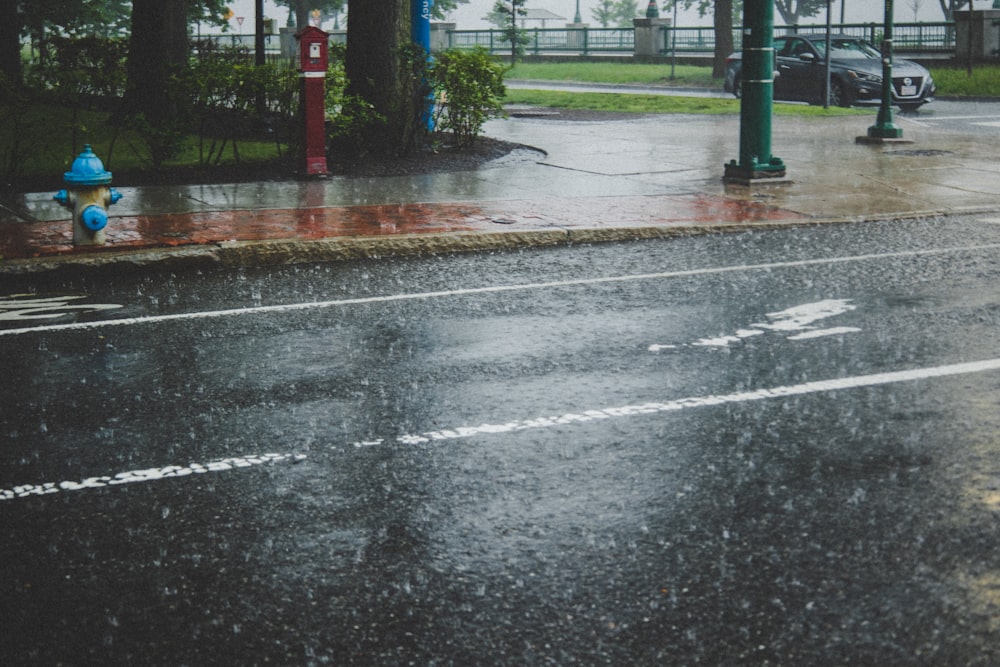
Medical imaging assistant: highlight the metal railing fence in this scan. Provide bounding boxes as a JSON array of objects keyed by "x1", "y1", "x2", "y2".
[{"x1": 448, "y1": 21, "x2": 957, "y2": 57}]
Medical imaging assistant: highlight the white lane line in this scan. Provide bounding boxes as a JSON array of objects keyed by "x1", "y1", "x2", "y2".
[
  {"x1": 915, "y1": 115, "x2": 1000, "y2": 121},
  {"x1": 5, "y1": 357, "x2": 999, "y2": 503},
  {"x1": 0, "y1": 453, "x2": 306, "y2": 502},
  {"x1": 4, "y1": 243, "x2": 1000, "y2": 338},
  {"x1": 381, "y1": 357, "x2": 1000, "y2": 446}
]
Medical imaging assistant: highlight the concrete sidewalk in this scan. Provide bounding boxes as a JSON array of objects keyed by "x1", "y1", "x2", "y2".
[{"x1": 3, "y1": 111, "x2": 1000, "y2": 275}]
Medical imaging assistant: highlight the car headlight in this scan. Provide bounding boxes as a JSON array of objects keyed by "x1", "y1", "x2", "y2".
[{"x1": 847, "y1": 70, "x2": 882, "y2": 84}]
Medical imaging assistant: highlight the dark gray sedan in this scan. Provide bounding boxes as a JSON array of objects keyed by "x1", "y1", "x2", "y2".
[{"x1": 724, "y1": 33, "x2": 936, "y2": 111}]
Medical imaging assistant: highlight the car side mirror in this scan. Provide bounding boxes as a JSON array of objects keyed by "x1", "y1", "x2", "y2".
[{"x1": 798, "y1": 52, "x2": 816, "y2": 62}]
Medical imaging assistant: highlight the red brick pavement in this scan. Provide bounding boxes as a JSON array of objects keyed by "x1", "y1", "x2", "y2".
[{"x1": 0, "y1": 194, "x2": 803, "y2": 260}]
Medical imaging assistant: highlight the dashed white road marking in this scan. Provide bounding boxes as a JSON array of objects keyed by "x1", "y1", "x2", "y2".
[
  {"x1": 1, "y1": 453, "x2": 306, "y2": 503},
  {"x1": 651, "y1": 299, "x2": 861, "y2": 349},
  {"x1": 6, "y1": 357, "x2": 998, "y2": 504}
]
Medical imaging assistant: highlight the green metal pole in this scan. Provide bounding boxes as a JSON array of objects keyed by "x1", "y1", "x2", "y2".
[
  {"x1": 724, "y1": 0, "x2": 785, "y2": 182},
  {"x1": 867, "y1": 0, "x2": 904, "y2": 139}
]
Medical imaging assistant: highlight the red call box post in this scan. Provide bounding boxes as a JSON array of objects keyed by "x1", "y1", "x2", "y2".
[{"x1": 295, "y1": 26, "x2": 329, "y2": 176}]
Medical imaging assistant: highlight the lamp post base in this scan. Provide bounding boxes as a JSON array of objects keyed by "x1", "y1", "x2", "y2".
[
  {"x1": 856, "y1": 132, "x2": 913, "y2": 145},
  {"x1": 723, "y1": 159, "x2": 788, "y2": 186}
]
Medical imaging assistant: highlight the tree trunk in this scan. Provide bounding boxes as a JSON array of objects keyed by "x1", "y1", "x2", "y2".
[
  {"x1": 713, "y1": 0, "x2": 734, "y2": 80},
  {"x1": 123, "y1": 0, "x2": 189, "y2": 121},
  {"x1": 293, "y1": 0, "x2": 310, "y2": 30},
  {"x1": 345, "y1": 0, "x2": 419, "y2": 157},
  {"x1": 0, "y1": 0, "x2": 22, "y2": 85}
]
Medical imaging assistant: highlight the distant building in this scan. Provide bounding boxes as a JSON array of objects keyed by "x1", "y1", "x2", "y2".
[{"x1": 518, "y1": 8, "x2": 568, "y2": 28}]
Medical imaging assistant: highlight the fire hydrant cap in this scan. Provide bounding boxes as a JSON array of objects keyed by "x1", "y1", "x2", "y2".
[{"x1": 64, "y1": 144, "x2": 113, "y2": 186}]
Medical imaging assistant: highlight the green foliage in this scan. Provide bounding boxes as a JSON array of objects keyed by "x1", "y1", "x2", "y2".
[
  {"x1": 21, "y1": 0, "x2": 133, "y2": 38},
  {"x1": 0, "y1": 72, "x2": 34, "y2": 183},
  {"x1": 610, "y1": 0, "x2": 639, "y2": 28},
  {"x1": 323, "y1": 43, "x2": 384, "y2": 156},
  {"x1": 120, "y1": 111, "x2": 189, "y2": 169},
  {"x1": 179, "y1": 47, "x2": 299, "y2": 166},
  {"x1": 591, "y1": 0, "x2": 644, "y2": 29},
  {"x1": 430, "y1": 47, "x2": 507, "y2": 147},
  {"x1": 31, "y1": 35, "x2": 129, "y2": 99},
  {"x1": 492, "y1": 0, "x2": 530, "y2": 62},
  {"x1": 433, "y1": 0, "x2": 471, "y2": 20}
]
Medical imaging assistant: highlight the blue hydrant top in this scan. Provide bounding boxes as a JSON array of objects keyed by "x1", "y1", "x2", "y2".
[{"x1": 64, "y1": 144, "x2": 113, "y2": 186}]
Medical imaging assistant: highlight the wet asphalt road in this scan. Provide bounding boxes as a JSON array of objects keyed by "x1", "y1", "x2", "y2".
[{"x1": 2, "y1": 215, "x2": 1000, "y2": 665}]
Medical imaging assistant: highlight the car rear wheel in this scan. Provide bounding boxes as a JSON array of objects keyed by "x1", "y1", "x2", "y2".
[
  {"x1": 733, "y1": 75, "x2": 742, "y2": 99},
  {"x1": 828, "y1": 80, "x2": 853, "y2": 108}
]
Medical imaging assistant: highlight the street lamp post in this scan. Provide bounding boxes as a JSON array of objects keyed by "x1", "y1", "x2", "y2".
[
  {"x1": 724, "y1": 0, "x2": 786, "y2": 184},
  {"x1": 670, "y1": 0, "x2": 678, "y2": 80},
  {"x1": 861, "y1": 0, "x2": 906, "y2": 141}
]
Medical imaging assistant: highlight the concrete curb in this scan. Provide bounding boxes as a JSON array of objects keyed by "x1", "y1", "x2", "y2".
[{"x1": 0, "y1": 217, "x2": 855, "y2": 279}]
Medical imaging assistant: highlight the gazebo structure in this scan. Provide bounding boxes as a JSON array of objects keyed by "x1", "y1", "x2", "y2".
[{"x1": 518, "y1": 8, "x2": 568, "y2": 28}]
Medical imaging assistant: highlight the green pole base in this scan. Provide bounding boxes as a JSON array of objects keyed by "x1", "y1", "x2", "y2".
[
  {"x1": 866, "y1": 124, "x2": 905, "y2": 140},
  {"x1": 723, "y1": 158, "x2": 787, "y2": 185}
]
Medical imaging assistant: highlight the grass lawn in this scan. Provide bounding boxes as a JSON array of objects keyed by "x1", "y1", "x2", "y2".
[
  {"x1": 503, "y1": 89, "x2": 868, "y2": 116},
  {"x1": 506, "y1": 61, "x2": 1000, "y2": 98},
  {"x1": 508, "y1": 62, "x2": 721, "y2": 88}
]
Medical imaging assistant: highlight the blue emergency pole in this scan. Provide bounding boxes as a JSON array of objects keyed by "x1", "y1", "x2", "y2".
[{"x1": 411, "y1": 0, "x2": 435, "y2": 131}]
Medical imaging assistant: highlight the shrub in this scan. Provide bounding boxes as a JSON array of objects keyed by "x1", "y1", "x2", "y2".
[
  {"x1": 324, "y1": 43, "x2": 385, "y2": 157},
  {"x1": 430, "y1": 47, "x2": 507, "y2": 147}
]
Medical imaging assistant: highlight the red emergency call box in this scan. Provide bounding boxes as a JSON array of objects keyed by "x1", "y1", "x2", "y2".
[{"x1": 296, "y1": 26, "x2": 328, "y2": 73}]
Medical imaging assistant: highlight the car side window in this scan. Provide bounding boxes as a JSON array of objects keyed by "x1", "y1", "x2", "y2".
[
  {"x1": 773, "y1": 37, "x2": 789, "y2": 57},
  {"x1": 789, "y1": 39, "x2": 813, "y2": 58}
]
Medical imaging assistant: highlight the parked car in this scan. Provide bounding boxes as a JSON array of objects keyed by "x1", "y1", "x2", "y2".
[{"x1": 723, "y1": 33, "x2": 936, "y2": 112}]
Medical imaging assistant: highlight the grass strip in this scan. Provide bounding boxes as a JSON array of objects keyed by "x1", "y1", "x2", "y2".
[{"x1": 503, "y1": 89, "x2": 868, "y2": 116}]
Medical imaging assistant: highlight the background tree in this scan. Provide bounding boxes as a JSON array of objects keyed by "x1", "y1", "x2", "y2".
[
  {"x1": 0, "y1": 0, "x2": 21, "y2": 84},
  {"x1": 936, "y1": 0, "x2": 969, "y2": 21},
  {"x1": 773, "y1": 0, "x2": 826, "y2": 24},
  {"x1": 345, "y1": 0, "x2": 420, "y2": 156},
  {"x1": 492, "y1": 0, "x2": 528, "y2": 63},
  {"x1": 433, "y1": 0, "x2": 471, "y2": 20},
  {"x1": 273, "y1": 0, "x2": 347, "y2": 30},
  {"x1": 591, "y1": 0, "x2": 616, "y2": 27},
  {"x1": 122, "y1": 0, "x2": 190, "y2": 121},
  {"x1": 681, "y1": 1, "x2": 739, "y2": 79},
  {"x1": 1, "y1": 0, "x2": 142, "y2": 85},
  {"x1": 120, "y1": 1, "x2": 227, "y2": 117},
  {"x1": 711, "y1": 0, "x2": 733, "y2": 79},
  {"x1": 611, "y1": 0, "x2": 639, "y2": 27}
]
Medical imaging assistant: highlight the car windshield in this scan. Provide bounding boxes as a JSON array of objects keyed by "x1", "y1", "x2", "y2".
[{"x1": 811, "y1": 38, "x2": 881, "y2": 59}]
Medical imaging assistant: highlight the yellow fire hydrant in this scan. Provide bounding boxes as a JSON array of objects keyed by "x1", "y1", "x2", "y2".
[{"x1": 53, "y1": 144, "x2": 122, "y2": 246}]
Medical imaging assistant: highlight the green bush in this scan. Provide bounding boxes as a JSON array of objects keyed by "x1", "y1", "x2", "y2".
[
  {"x1": 430, "y1": 47, "x2": 507, "y2": 147},
  {"x1": 324, "y1": 43, "x2": 384, "y2": 157},
  {"x1": 31, "y1": 35, "x2": 129, "y2": 99}
]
